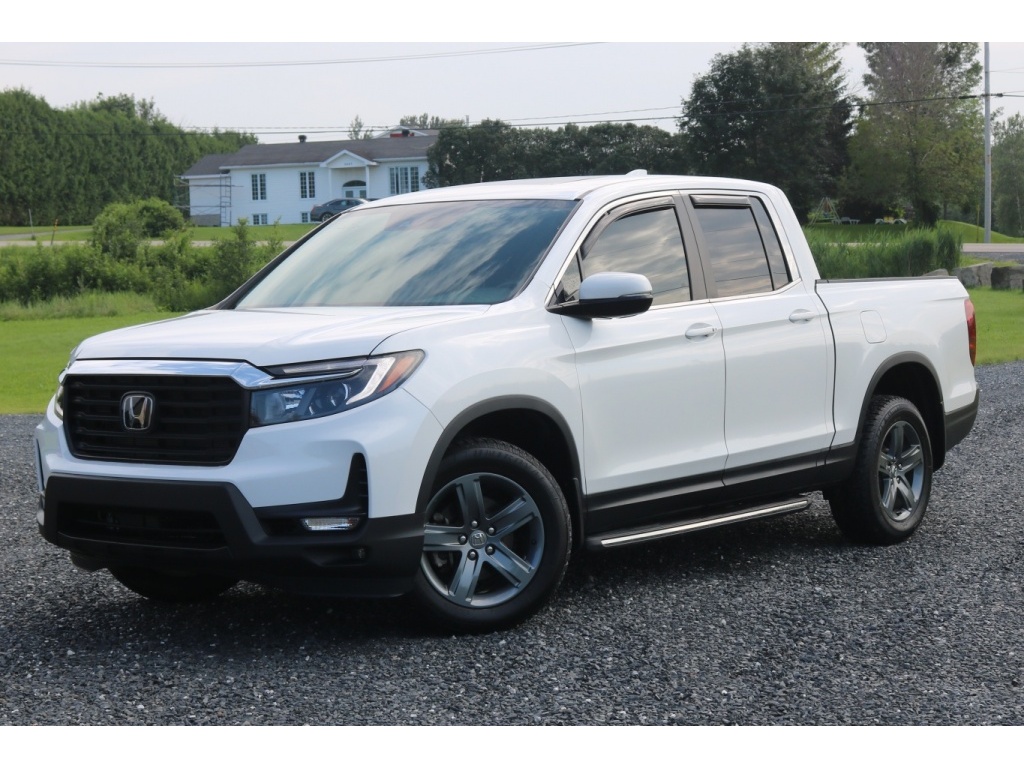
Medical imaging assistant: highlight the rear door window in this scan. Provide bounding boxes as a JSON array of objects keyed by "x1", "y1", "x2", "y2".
[{"x1": 689, "y1": 196, "x2": 791, "y2": 298}]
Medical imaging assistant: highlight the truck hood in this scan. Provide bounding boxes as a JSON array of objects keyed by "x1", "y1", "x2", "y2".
[{"x1": 72, "y1": 306, "x2": 487, "y2": 367}]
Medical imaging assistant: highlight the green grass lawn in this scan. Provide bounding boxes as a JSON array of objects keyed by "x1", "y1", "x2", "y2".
[
  {"x1": 191, "y1": 223, "x2": 315, "y2": 241},
  {"x1": 968, "y1": 287, "x2": 1024, "y2": 365},
  {"x1": 0, "y1": 226, "x2": 92, "y2": 242},
  {"x1": 940, "y1": 220, "x2": 1024, "y2": 244},
  {"x1": 1, "y1": 287, "x2": 1019, "y2": 414},
  {"x1": 0, "y1": 312, "x2": 176, "y2": 413},
  {"x1": 0, "y1": 223, "x2": 316, "y2": 243}
]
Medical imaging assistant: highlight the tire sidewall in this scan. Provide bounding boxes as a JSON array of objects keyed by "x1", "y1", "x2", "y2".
[
  {"x1": 864, "y1": 397, "x2": 933, "y2": 540},
  {"x1": 413, "y1": 439, "x2": 571, "y2": 632}
]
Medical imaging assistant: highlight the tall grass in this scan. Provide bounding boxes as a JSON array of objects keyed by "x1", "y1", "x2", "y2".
[
  {"x1": 0, "y1": 291, "x2": 160, "y2": 321},
  {"x1": 806, "y1": 228, "x2": 962, "y2": 279}
]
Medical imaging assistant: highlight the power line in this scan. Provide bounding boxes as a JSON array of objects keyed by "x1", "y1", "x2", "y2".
[
  {"x1": 4, "y1": 91, "x2": 1021, "y2": 139},
  {"x1": 0, "y1": 43, "x2": 601, "y2": 70}
]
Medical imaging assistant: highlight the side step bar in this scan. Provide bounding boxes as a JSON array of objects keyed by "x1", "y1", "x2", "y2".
[{"x1": 586, "y1": 497, "x2": 810, "y2": 550}]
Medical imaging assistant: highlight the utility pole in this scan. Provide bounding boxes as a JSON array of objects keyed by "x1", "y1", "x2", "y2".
[{"x1": 984, "y1": 42, "x2": 992, "y2": 243}]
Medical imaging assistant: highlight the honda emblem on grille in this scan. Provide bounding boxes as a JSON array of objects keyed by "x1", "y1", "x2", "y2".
[{"x1": 121, "y1": 392, "x2": 155, "y2": 431}]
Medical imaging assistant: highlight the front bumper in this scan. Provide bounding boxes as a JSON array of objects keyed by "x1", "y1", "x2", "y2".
[
  {"x1": 34, "y1": 383, "x2": 444, "y2": 597},
  {"x1": 40, "y1": 473, "x2": 423, "y2": 597}
]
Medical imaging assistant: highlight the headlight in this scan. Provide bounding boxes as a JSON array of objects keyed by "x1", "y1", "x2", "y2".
[
  {"x1": 250, "y1": 350, "x2": 423, "y2": 427},
  {"x1": 53, "y1": 382, "x2": 65, "y2": 421},
  {"x1": 52, "y1": 348, "x2": 77, "y2": 422}
]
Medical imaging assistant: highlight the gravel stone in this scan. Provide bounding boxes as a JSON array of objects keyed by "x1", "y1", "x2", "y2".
[{"x1": 1, "y1": 362, "x2": 1021, "y2": 725}]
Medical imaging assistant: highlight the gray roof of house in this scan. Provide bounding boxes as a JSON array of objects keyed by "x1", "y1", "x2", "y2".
[
  {"x1": 182, "y1": 135, "x2": 436, "y2": 177},
  {"x1": 182, "y1": 153, "x2": 236, "y2": 176}
]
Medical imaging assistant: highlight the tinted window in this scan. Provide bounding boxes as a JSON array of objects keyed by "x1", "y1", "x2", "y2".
[
  {"x1": 580, "y1": 206, "x2": 690, "y2": 306},
  {"x1": 693, "y1": 206, "x2": 773, "y2": 297},
  {"x1": 237, "y1": 199, "x2": 576, "y2": 308},
  {"x1": 751, "y1": 200, "x2": 791, "y2": 289}
]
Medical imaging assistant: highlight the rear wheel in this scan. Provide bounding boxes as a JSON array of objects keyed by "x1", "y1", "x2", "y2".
[
  {"x1": 413, "y1": 439, "x2": 571, "y2": 632},
  {"x1": 830, "y1": 395, "x2": 933, "y2": 544},
  {"x1": 109, "y1": 566, "x2": 239, "y2": 602}
]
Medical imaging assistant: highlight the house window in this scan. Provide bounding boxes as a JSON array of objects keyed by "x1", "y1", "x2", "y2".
[
  {"x1": 301, "y1": 212, "x2": 310, "y2": 224},
  {"x1": 251, "y1": 174, "x2": 267, "y2": 201},
  {"x1": 300, "y1": 171, "x2": 315, "y2": 199},
  {"x1": 252, "y1": 213, "x2": 268, "y2": 225},
  {"x1": 389, "y1": 166, "x2": 420, "y2": 195}
]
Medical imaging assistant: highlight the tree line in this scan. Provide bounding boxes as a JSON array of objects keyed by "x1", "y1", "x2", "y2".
[
  {"x1": 427, "y1": 43, "x2": 1014, "y2": 231},
  {"x1": 0, "y1": 89, "x2": 255, "y2": 226}
]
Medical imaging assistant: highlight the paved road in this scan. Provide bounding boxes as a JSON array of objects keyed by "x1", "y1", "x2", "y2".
[
  {"x1": 1, "y1": 363, "x2": 1021, "y2": 725},
  {"x1": 962, "y1": 243, "x2": 1024, "y2": 263}
]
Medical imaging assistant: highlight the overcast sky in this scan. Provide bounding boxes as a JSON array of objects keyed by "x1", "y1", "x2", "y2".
[{"x1": 4, "y1": 5, "x2": 1023, "y2": 144}]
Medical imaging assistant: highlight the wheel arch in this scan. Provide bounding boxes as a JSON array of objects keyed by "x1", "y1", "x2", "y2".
[
  {"x1": 858, "y1": 354, "x2": 947, "y2": 470},
  {"x1": 416, "y1": 397, "x2": 585, "y2": 548}
]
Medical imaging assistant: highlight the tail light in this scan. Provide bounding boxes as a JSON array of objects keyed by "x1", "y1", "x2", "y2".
[{"x1": 964, "y1": 298, "x2": 977, "y2": 366}]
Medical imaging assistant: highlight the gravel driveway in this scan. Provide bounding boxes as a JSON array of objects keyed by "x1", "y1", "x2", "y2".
[{"x1": 1, "y1": 363, "x2": 1021, "y2": 725}]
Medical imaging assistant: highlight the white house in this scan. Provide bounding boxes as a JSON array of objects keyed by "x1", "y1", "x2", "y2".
[{"x1": 181, "y1": 129, "x2": 437, "y2": 226}]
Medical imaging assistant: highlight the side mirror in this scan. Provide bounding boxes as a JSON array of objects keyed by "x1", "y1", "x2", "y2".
[{"x1": 551, "y1": 272, "x2": 654, "y2": 318}]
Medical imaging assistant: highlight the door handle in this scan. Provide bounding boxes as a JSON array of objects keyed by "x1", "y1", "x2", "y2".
[
  {"x1": 789, "y1": 309, "x2": 816, "y2": 323},
  {"x1": 685, "y1": 323, "x2": 719, "y2": 339}
]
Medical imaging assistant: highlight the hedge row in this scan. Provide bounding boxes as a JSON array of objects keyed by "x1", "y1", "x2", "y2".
[{"x1": 0, "y1": 222, "x2": 282, "y2": 312}]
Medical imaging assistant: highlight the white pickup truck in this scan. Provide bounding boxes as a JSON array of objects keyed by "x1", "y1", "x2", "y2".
[{"x1": 34, "y1": 173, "x2": 980, "y2": 632}]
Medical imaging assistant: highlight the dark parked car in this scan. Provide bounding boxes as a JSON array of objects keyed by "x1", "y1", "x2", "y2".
[{"x1": 310, "y1": 198, "x2": 366, "y2": 222}]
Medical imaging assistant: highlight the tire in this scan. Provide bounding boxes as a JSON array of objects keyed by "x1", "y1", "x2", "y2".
[
  {"x1": 413, "y1": 439, "x2": 571, "y2": 633},
  {"x1": 109, "y1": 566, "x2": 239, "y2": 603},
  {"x1": 829, "y1": 395, "x2": 933, "y2": 544}
]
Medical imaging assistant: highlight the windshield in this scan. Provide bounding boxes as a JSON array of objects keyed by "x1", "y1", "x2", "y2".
[{"x1": 236, "y1": 199, "x2": 577, "y2": 308}]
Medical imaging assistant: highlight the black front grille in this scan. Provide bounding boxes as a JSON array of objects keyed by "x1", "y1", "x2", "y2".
[
  {"x1": 64, "y1": 374, "x2": 248, "y2": 465},
  {"x1": 59, "y1": 502, "x2": 227, "y2": 549}
]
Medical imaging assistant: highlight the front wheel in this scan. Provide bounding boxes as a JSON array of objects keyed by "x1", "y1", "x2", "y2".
[
  {"x1": 413, "y1": 439, "x2": 571, "y2": 632},
  {"x1": 829, "y1": 395, "x2": 933, "y2": 544},
  {"x1": 109, "y1": 566, "x2": 239, "y2": 602}
]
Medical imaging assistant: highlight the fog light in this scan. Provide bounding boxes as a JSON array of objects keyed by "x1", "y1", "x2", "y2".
[{"x1": 301, "y1": 516, "x2": 361, "y2": 532}]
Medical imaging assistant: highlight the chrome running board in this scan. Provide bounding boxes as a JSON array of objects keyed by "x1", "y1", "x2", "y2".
[{"x1": 587, "y1": 497, "x2": 810, "y2": 550}]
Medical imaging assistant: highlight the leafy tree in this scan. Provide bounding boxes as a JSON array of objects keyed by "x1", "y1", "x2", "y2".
[
  {"x1": 210, "y1": 218, "x2": 282, "y2": 299},
  {"x1": 993, "y1": 114, "x2": 1024, "y2": 236},
  {"x1": 398, "y1": 113, "x2": 466, "y2": 130},
  {"x1": 845, "y1": 43, "x2": 983, "y2": 226},
  {"x1": 426, "y1": 121, "x2": 684, "y2": 187},
  {"x1": 0, "y1": 89, "x2": 61, "y2": 226},
  {"x1": 426, "y1": 120, "x2": 531, "y2": 186},
  {"x1": 576, "y1": 122, "x2": 685, "y2": 175},
  {"x1": 348, "y1": 115, "x2": 372, "y2": 140},
  {"x1": 680, "y1": 43, "x2": 852, "y2": 219},
  {"x1": 92, "y1": 198, "x2": 187, "y2": 261},
  {"x1": 0, "y1": 89, "x2": 255, "y2": 226}
]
